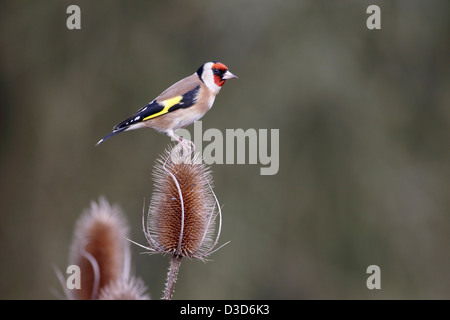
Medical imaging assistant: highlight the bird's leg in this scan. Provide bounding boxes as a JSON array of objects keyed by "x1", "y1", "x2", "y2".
[
  {"x1": 168, "y1": 132, "x2": 195, "y2": 154},
  {"x1": 168, "y1": 131, "x2": 183, "y2": 144},
  {"x1": 179, "y1": 137, "x2": 195, "y2": 154},
  {"x1": 184, "y1": 138, "x2": 195, "y2": 153}
]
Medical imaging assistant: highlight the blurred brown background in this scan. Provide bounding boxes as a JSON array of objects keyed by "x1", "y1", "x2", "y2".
[{"x1": 1, "y1": 0, "x2": 449, "y2": 299}]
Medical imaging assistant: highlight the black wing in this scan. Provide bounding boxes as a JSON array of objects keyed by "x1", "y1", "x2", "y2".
[
  {"x1": 113, "y1": 85, "x2": 201, "y2": 131},
  {"x1": 96, "y1": 85, "x2": 201, "y2": 146}
]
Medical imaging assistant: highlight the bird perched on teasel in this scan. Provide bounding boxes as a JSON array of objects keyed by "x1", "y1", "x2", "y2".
[{"x1": 96, "y1": 61, "x2": 237, "y2": 146}]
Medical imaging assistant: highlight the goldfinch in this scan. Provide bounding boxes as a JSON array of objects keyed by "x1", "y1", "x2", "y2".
[{"x1": 96, "y1": 61, "x2": 237, "y2": 146}]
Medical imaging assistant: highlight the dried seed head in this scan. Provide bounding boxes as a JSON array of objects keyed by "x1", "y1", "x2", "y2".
[
  {"x1": 142, "y1": 144, "x2": 225, "y2": 260},
  {"x1": 68, "y1": 197, "x2": 130, "y2": 299}
]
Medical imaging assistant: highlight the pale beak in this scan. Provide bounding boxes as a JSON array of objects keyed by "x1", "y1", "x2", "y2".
[{"x1": 222, "y1": 70, "x2": 238, "y2": 80}]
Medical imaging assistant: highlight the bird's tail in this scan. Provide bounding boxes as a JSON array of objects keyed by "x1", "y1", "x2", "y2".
[{"x1": 95, "y1": 127, "x2": 128, "y2": 147}]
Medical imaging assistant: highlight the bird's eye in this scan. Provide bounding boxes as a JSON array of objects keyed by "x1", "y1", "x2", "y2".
[{"x1": 213, "y1": 68, "x2": 225, "y2": 76}]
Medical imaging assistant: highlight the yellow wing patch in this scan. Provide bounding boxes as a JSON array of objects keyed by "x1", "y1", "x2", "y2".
[{"x1": 143, "y1": 96, "x2": 183, "y2": 121}]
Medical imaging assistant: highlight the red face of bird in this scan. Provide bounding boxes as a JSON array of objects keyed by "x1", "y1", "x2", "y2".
[{"x1": 197, "y1": 61, "x2": 238, "y2": 93}]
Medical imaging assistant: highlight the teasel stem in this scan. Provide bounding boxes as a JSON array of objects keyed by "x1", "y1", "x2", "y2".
[{"x1": 162, "y1": 255, "x2": 183, "y2": 300}]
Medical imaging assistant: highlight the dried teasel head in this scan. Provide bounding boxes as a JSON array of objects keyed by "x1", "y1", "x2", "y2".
[
  {"x1": 136, "y1": 144, "x2": 227, "y2": 260},
  {"x1": 60, "y1": 197, "x2": 149, "y2": 300}
]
